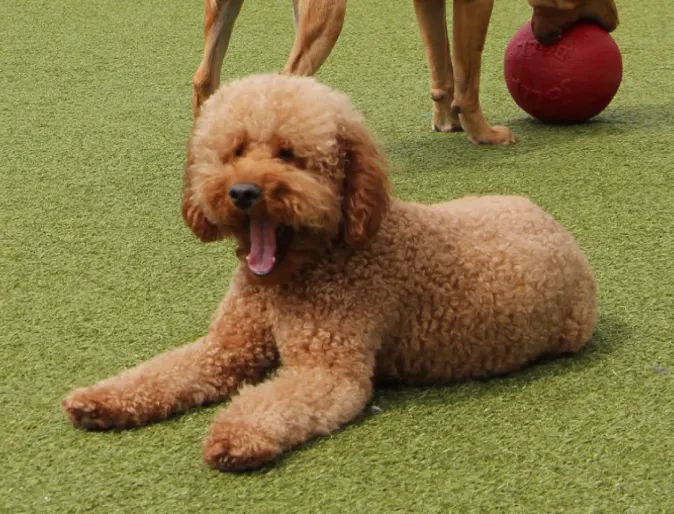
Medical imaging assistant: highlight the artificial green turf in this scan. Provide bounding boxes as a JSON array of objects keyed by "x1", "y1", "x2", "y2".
[{"x1": 1, "y1": 0, "x2": 673, "y2": 512}]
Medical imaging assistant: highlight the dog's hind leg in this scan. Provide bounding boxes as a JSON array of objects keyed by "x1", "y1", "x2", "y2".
[
  {"x1": 557, "y1": 281, "x2": 598, "y2": 354},
  {"x1": 414, "y1": 0, "x2": 462, "y2": 133},
  {"x1": 283, "y1": 0, "x2": 346, "y2": 75},
  {"x1": 451, "y1": 0, "x2": 517, "y2": 145},
  {"x1": 192, "y1": 0, "x2": 244, "y2": 118}
]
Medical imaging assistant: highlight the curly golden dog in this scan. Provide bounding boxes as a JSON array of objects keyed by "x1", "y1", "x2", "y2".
[
  {"x1": 62, "y1": 74, "x2": 598, "y2": 472},
  {"x1": 192, "y1": 0, "x2": 619, "y2": 145}
]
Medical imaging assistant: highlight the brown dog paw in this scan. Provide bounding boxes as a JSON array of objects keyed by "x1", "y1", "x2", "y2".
[
  {"x1": 202, "y1": 421, "x2": 282, "y2": 472},
  {"x1": 61, "y1": 389, "x2": 137, "y2": 430},
  {"x1": 469, "y1": 125, "x2": 518, "y2": 145},
  {"x1": 433, "y1": 121, "x2": 464, "y2": 133}
]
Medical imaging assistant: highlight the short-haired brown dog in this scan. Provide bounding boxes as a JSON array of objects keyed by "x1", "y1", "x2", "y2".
[{"x1": 191, "y1": 0, "x2": 619, "y2": 145}]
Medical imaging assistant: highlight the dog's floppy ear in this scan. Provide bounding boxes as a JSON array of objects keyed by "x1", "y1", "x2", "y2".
[
  {"x1": 181, "y1": 137, "x2": 225, "y2": 243},
  {"x1": 339, "y1": 116, "x2": 391, "y2": 247}
]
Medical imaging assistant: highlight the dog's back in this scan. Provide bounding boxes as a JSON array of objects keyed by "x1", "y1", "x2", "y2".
[{"x1": 372, "y1": 195, "x2": 597, "y2": 385}]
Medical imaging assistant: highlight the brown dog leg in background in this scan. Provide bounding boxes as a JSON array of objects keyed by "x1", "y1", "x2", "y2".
[
  {"x1": 190, "y1": 0, "x2": 616, "y2": 143},
  {"x1": 284, "y1": 0, "x2": 346, "y2": 75},
  {"x1": 192, "y1": 0, "x2": 346, "y2": 118},
  {"x1": 191, "y1": 0, "x2": 516, "y2": 144},
  {"x1": 451, "y1": 0, "x2": 517, "y2": 145},
  {"x1": 414, "y1": 0, "x2": 462, "y2": 133},
  {"x1": 192, "y1": 0, "x2": 244, "y2": 118}
]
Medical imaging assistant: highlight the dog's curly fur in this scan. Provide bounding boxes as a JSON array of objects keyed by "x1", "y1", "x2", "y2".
[{"x1": 62, "y1": 74, "x2": 598, "y2": 472}]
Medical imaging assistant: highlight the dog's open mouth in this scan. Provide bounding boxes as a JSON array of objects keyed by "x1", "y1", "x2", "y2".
[{"x1": 246, "y1": 219, "x2": 293, "y2": 276}]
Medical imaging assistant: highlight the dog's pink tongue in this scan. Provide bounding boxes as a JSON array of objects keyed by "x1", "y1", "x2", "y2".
[{"x1": 247, "y1": 220, "x2": 277, "y2": 275}]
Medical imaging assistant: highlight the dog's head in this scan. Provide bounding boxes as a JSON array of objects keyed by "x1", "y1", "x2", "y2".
[
  {"x1": 528, "y1": 0, "x2": 619, "y2": 44},
  {"x1": 182, "y1": 74, "x2": 390, "y2": 284}
]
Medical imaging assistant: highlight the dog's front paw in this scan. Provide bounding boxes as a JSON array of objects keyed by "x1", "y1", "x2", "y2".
[
  {"x1": 432, "y1": 107, "x2": 463, "y2": 133},
  {"x1": 61, "y1": 388, "x2": 137, "y2": 431},
  {"x1": 202, "y1": 419, "x2": 282, "y2": 472}
]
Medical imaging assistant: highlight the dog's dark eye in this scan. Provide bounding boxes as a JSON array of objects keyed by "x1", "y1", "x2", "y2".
[
  {"x1": 234, "y1": 143, "x2": 245, "y2": 157},
  {"x1": 278, "y1": 147, "x2": 294, "y2": 160}
]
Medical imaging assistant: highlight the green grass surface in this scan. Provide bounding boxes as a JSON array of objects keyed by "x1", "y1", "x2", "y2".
[{"x1": 1, "y1": 0, "x2": 673, "y2": 512}]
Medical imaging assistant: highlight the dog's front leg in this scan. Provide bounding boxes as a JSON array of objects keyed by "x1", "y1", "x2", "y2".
[
  {"x1": 61, "y1": 294, "x2": 277, "y2": 431},
  {"x1": 283, "y1": 0, "x2": 347, "y2": 75},
  {"x1": 414, "y1": 0, "x2": 462, "y2": 133},
  {"x1": 202, "y1": 333, "x2": 375, "y2": 471},
  {"x1": 192, "y1": 0, "x2": 244, "y2": 118},
  {"x1": 451, "y1": 0, "x2": 517, "y2": 145}
]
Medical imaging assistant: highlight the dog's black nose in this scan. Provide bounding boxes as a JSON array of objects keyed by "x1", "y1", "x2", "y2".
[{"x1": 229, "y1": 183, "x2": 261, "y2": 210}]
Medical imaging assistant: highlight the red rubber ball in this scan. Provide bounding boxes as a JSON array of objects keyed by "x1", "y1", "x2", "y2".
[{"x1": 504, "y1": 21, "x2": 623, "y2": 124}]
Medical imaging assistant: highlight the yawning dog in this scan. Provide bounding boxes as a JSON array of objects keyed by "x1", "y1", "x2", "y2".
[{"x1": 62, "y1": 74, "x2": 598, "y2": 471}]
